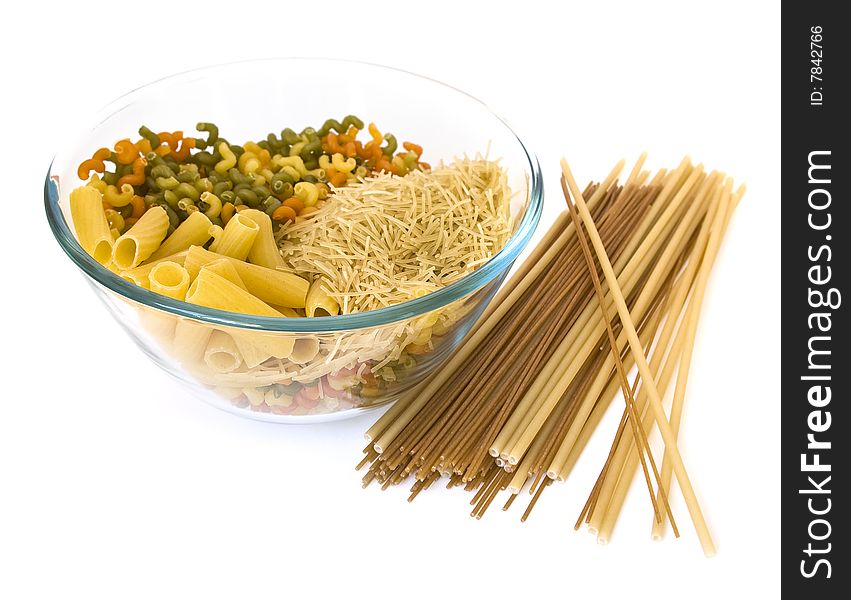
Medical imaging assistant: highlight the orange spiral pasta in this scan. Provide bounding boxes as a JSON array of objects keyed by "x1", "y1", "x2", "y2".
[
  {"x1": 77, "y1": 147, "x2": 111, "y2": 180},
  {"x1": 118, "y1": 156, "x2": 147, "y2": 187},
  {"x1": 114, "y1": 139, "x2": 139, "y2": 164}
]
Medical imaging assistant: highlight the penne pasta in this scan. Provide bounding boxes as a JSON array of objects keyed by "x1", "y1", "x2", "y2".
[
  {"x1": 148, "y1": 211, "x2": 214, "y2": 261},
  {"x1": 69, "y1": 185, "x2": 113, "y2": 265},
  {"x1": 203, "y1": 330, "x2": 243, "y2": 373},
  {"x1": 233, "y1": 331, "x2": 296, "y2": 361},
  {"x1": 305, "y1": 278, "x2": 340, "y2": 317},
  {"x1": 213, "y1": 213, "x2": 259, "y2": 260},
  {"x1": 184, "y1": 246, "x2": 309, "y2": 308},
  {"x1": 185, "y1": 269, "x2": 283, "y2": 317},
  {"x1": 241, "y1": 209, "x2": 286, "y2": 269},
  {"x1": 119, "y1": 250, "x2": 188, "y2": 288},
  {"x1": 112, "y1": 206, "x2": 169, "y2": 269},
  {"x1": 149, "y1": 261, "x2": 190, "y2": 300}
]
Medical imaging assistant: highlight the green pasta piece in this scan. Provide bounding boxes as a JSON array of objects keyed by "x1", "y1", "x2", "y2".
[
  {"x1": 163, "y1": 204, "x2": 180, "y2": 231},
  {"x1": 219, "y1": 190, "x2": 236, "y2": 204},
  {"x1": 138, "y1": 126, "x2": 160, "y2": 148},
  {"x1": 195, "y1": 122, "x2": 219, "y2": 150},
  {"x1": 212, "y1": 180, "x2": 233, "y2": 195},
  {"x1": 277, "y1": 182, "x2": 294, "y2": 199},
  {"x1": 228, "y1": 169, "x2": 254, "y2": 186},
  {"x1": 163, "y1": 190, "x2": 180, "y2": 208},
  {"x1": 176, "y1": 170, "x2": 199, "y2": 184},
  {"x1": 301, "y1": 174, "x2": 318, "y2": 184},
  {"x1": 174, "y1": 182, "x2": 201, "y2": 200},
  {"x1": 116, "y1": 203, "x2": 134, "y2": 219},
  {"x1": 151, "y1": 164, "x2": 176, "y2": 179},
  {"x1": 102, "y1": 170, "x2": 121, "y2": 186},
  {"x1": 262, "y1": 196, "x2": 282, "y2": 214},
  {"x1": 193, "y1": 151, "x2": 218, "y2": 167},
  {"x1": 144, "y1": 192, "x2": 164, "y2": 206},
  {"x1": 381, "y1": 133, "x2": 397, "y2": 156},
  {"x1": 281, "y1": 128, "x2": 300, "y2": 145},
  {"x1": 236, "y1": 188, "x2": 260, "y2": 207},
  {"x1": 155, "y1": 176, "x2": 180, "y2": 191},
  {"x1": 251, "y1": 185, "x2": 272, "y2": 199}
]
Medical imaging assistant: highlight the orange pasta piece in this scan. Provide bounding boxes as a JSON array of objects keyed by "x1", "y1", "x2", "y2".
[
  {"x1": 129, "y1": 195, "x2": 146, "y2": 219},
  {"x1": 118, "y1": 157, "x2": 147, "y2": 187},
  {"x1": 170, "y1": 137, "x2": 195, "y2": 162},
  {"x1": 77, "y1": 147, "x2": 111, "y2": 180},
  {"x1": 402, "y1": 141, "x2": 423, "y2": 156},
  {"x1": 134, "y1": 138, "x2": 153, "y2": 154},
  {"x1": 114, "y1": 139, "x2": 139, "y2": 164}
]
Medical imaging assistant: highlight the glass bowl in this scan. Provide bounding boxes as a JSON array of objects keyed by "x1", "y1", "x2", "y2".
[{"x1": 44, "y1": 58, "x2": 543, "y2": 423}]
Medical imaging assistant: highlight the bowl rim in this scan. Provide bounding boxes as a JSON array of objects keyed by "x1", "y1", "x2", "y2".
[{"x1": 44, "y1": 57, "x2": 543, "y2": 333}]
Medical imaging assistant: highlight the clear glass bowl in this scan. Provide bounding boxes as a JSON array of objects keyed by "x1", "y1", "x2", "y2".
[{"x1": 44, "y1": 59, "x2": 543, "y2": 423}]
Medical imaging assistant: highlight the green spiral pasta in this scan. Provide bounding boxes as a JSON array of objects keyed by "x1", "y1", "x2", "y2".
[
  {"x1": 195, "y1": 122, "x2": 219, "y2": 150},
  {"x1": 138, "y1": 125, "x2": 160, "y2": 148}
]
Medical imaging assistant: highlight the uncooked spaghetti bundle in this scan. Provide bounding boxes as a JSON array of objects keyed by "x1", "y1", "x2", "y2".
[{"x1": 358, "y1": 155, "x2": 744, "y2": 556}]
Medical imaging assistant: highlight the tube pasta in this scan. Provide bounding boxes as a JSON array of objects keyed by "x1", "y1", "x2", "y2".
[
  {"x1": 241, "y1": 209, "x2": 286, "y2": 269},
  {"x1": 305, "y1": 278, "x2": 340, "y2": 317},
  {"x1": 200, "y1": 259, "x2": 246, "y2": 289},
  {"x1": 208, "y1": 225, "x2": 224, "y2": 252},
  {"x1": 148, "y1": 261, "x2": 190, "y2": 300},
  {"x1": 231, "y1": 335, "x2": 273, "y2": 368},
  {"x1": 289, "y1": 337, "x2": 320, "y2": 364},
  {"x1": 171, "y1": 320, "x2": 213, "y2": 366},
  {"x1": 148, "y1": 211, "x2": 214, "y2": 261},
  {"x1": 184, "y1": 246, "x2": 309, "y2": 308},
  {"x1": 213, "y1": 213, "x2": 260, "y2": 260},
  {"x1": 185, "y1": 269, "x2": 283, "y2": 317},
  {"x1": 119, "y1": 250, "x2": 188, "y2": 288},
  {"x1": 234, "y1": 331, "x2": 295, "y2": 361},
  {"x1": 203, "y1": 330, "x2": 243, "y2": 373},
  {"x1": 70, "y1": 185, "x2": 114, "y2": 265},
  {"x1": 112, "y1": 206, "x2": 169, "y2": 269},
  {"x1": 139, "y1": 309, "x2": 177, "y2": 350}
]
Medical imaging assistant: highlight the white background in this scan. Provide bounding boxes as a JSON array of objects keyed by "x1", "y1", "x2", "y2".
[{"x1": 0, "y1": 1, "x2": 780, "y2": 598}]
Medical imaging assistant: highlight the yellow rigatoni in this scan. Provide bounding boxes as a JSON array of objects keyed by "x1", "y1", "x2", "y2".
[
  {"x1": 185, "y1": 269, "x2": 283, "y2": 317},
  {"x1": 112, "y1": 206, "x2": 169, "y2": 269},
  {"x1": 148, "y1": 261, "x2": 191, "y2": 300},
  {"x1": 203, "y1": 330, "x2": 242, "y2": 373},
  {"x1": 148, "y1": 211, "x2": 214, "y2": 261},
  {"x1": 184, "y1": 246, "x2": 309, "y2": 308},
  {"x1": 214, "y1": 213, "x2": 259, "y2": 260},
  {"x1": 305, "y1": 278, "x2": 340, "y2": 317},
  {"x1": 241, "y1": 209, "x2": 286, "y2": 269},
  {"x1": 200, "y1": 259, "x2": 246, "y2": 289},
  {"x1": 119, "y1": 250, "x2": 188, "y2": 288},
  {"x1": 69, "y1": 186, "x2": 113, "y2": 265}
]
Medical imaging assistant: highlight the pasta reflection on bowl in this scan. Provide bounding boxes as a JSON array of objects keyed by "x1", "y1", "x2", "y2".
[{"x1": 44, "y1": 59, "x2": 543, "y2": 423}]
